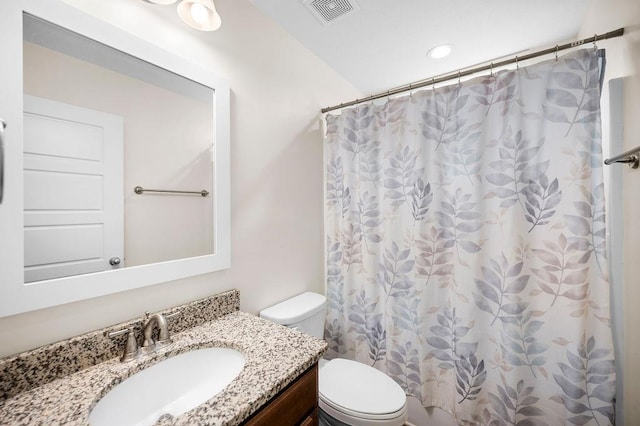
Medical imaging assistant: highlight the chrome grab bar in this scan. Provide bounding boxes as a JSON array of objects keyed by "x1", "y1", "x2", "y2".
[
  {"x1": 0, "y1": 119, "x2": 5, "y2": 204},
  {"x1": 134, "y1": 185, "x2": 209, "y2": 197}
]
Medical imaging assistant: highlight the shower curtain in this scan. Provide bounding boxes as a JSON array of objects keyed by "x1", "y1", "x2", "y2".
[{"x1": 324, "y1": 49, "x2": 615, "y2": 425}]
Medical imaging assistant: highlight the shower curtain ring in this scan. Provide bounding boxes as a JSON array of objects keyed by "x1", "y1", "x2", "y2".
[
  {"x1": 515, "y1": 56, "x2": 519, "y2": 70},
  {"x1": 490, "y1": 62, "x2": 494, "y2": 77},
  {"x1": 457, "y1": 70, "x2": 461, "y2": 85},
  {"x1": 408, "y1": 83, "x2": 415, "y2": 102},
  {"x1": 593, "y1": 34, "x2": 598, "y2": 50},
  {"x1": 555, "y1": 45, "x2": 559, "y2": 61},
  {"x1": 431, "y1": 78, "x2": 436, "y2": 91}
]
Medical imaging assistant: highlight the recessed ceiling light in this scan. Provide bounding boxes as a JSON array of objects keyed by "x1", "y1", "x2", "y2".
[{"x1": 428, "y1": 44, "x2": 452, "y2": 59}]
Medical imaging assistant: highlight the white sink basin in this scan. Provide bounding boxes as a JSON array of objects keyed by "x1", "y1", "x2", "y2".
[{"x1": 89, "y1": 347, "x2": 245, "y2": 426}]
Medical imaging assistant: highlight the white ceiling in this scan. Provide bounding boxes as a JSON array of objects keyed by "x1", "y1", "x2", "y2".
[{"x1": 248, "y1": 0, "x2": 592, "y2": 95}]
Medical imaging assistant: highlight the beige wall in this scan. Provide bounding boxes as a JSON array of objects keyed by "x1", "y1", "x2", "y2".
[
  {"x1": 579, "y1": 0, "x2": 640, "y2": 423},
  {"x1": 0, "y1": 0, "x2": 361, "y2": 357}
]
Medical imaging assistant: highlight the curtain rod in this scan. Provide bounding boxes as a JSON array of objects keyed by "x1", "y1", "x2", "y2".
[{"x1": 321, "y1": 28, "x2": 625, "y2": 114}]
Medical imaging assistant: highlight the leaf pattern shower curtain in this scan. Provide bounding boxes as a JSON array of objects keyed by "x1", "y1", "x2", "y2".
[{"x1": 324, "y1": 49, "x2": 616, "y2": 425}]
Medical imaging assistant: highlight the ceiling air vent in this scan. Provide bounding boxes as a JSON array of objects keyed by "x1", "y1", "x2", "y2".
[{"x1": 303, "y1": 0, "x2": 360, "y2": 25}]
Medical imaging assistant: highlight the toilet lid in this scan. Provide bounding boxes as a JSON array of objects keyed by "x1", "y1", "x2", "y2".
[{"x1": 319, "y1": 359, "x2": 406, "y2": 417}]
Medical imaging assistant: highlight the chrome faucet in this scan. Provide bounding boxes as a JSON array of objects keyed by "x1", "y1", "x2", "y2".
[{"x1": 141, "y1": 312, "x2": 173, "y2": 354}]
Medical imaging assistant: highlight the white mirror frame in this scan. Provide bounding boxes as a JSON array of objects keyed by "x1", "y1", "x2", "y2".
[{"x1": 0, "y1": 0, "x2": 230, "y2": 317}]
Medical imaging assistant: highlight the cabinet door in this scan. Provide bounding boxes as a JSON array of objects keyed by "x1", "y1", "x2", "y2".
[{"x1": 243, "y1": 365, "x2": 318, "y2": 426}]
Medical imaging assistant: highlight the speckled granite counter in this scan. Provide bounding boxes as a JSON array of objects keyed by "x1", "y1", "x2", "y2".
[{"x1": 0, "y1": 290, "x2": 327, "y2": 425}]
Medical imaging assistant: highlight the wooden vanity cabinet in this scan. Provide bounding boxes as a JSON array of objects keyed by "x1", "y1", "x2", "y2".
[{"x1": 242, "y1": 364, "x2": 318, "y2": 426}]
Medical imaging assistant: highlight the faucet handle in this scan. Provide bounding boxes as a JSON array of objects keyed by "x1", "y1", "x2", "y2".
[
  {"x1": 165, "y1": 311, "x2": 180, "y2": 320},
  {"x1": 120, "y1": 328, "x2": 140, "y2": 362},
  {"x1": 107, "y1": 326, "x2": 141, "y2": 362},
  {"x1": 155, "y1": 313, "x2": 173, "y2": 347}
]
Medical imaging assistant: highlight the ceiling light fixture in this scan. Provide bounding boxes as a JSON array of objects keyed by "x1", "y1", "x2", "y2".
[
  {"x1": 427, "y1": 44, "x2": 452, "y2": 59},
  {"x1": 143, "y1": 0, "x2": 222, "y2": 32},
  {"x1": 177, "y1": 0, "x2": 222, "y2": 31}
]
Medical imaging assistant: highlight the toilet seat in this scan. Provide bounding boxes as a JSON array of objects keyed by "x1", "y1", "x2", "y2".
[
  {"x1": 319, "y1": 359, "x2": 407, "y2": 425},
  {"x1": 319, "y1": 396, "x2": 407, "y2": 421}
]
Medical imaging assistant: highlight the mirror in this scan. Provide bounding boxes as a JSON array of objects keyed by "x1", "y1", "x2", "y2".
[
  {"x1": 0, "y1": 0, "x2": 230, "y2": 317},
  {"x1": 23, "y1": 15, "x2": 214, "y2": 282}
]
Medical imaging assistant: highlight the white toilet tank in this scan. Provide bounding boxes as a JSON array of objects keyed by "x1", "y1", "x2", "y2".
[{"x1": 259, "y1": 292, "x2": 327, "y2": 339}]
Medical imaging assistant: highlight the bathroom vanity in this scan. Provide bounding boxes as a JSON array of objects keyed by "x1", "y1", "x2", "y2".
[{"x1": 0, "y1": 290, "x2": 326, "y2": 425}]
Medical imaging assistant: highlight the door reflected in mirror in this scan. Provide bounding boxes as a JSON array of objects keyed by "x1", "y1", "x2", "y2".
[{"x1": 23, "y1": 14, "x2": 214, "y2": 283}]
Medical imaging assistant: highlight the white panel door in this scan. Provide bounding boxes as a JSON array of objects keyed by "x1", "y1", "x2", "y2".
[{"x1": 23, "y1": 95, "x2": 123, "y2": 283}]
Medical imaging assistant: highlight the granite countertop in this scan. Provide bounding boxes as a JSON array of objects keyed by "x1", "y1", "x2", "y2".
[{"x1": 0, "y1": 311, "x2": 327, "y2": 425}]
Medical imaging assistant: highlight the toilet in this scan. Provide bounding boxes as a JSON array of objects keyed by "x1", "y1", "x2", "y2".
[{"x1": 259, "y1": 292, "x2": 408, "y2": 426}]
